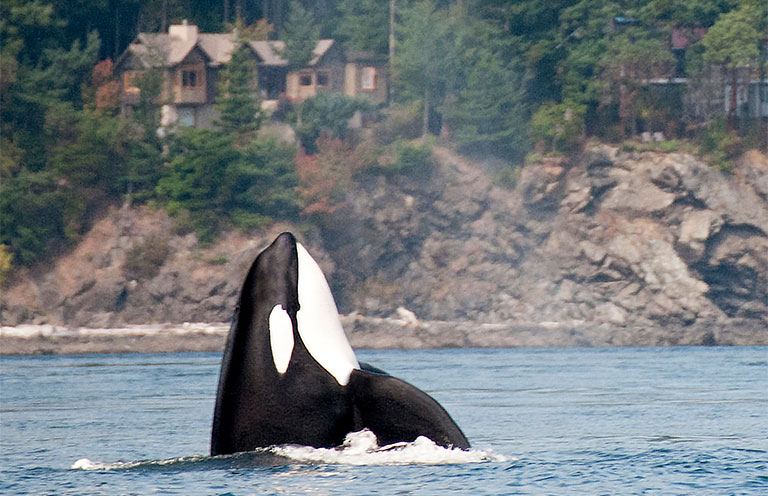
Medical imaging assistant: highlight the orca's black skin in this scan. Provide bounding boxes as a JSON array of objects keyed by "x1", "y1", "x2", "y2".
[{"x1": 210, "y1": 232, "x2": 469, "y2": 455}]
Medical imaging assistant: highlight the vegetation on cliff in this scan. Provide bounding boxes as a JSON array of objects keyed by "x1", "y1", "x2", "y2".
[{"x1": 1, "y1": 0, "x2": 766, "y2": 283}]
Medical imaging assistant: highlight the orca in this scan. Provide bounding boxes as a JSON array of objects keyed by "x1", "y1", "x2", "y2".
[{"x1": 211, "y1": 232, "x2": 469, "y2": 455}]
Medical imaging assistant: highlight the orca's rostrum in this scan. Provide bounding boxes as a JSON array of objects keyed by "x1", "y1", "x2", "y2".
[{"x1": 211, "y1": 232, "x2": 469, "y2": 455}]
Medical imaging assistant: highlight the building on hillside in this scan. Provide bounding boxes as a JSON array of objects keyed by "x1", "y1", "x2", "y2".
[{"x1": 114, "y1": 22, "x2": 388, "y2": 129}]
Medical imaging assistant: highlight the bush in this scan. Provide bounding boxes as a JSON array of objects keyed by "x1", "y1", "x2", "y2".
[
  {"x1": 696, "y1": 117, "x2": 743, "y2": 173},
  {"x1": 295, "y1": 134, "x2": 365, "y2": 216},
  {"x1": 492, "y1": 166, "x2": 522, "y2": 190},
  {"x1": 0, "y1": 244, "x2": 13, "y2": 286},
  {"x1": 295, "y1": 93, "x2": 371, "y2": 153},
  {"x1": 530, "y1": 101, "x2": 586, "y2": 153},
  {"x1": 372, "y1": 102, "x2": 423, "y2": 146},
  {"x1": 391, "y1": 140, "x2": 433, "y2": 178},
  {"x1": 123, "y1": 235, "x2": 170, "y2": 280}
]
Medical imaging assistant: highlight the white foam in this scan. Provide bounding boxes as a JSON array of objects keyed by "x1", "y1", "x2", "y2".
[
  {"x1": 272, "y1": 429, "x2": 507, "y2": 466},
  {"x1": 71, "y1": 455, "x2": 207, "y2": 471},
  {"x1": 295, "y1": 242, "x2": 359, "y2": 386},
  {"x1": 71, "y1": 432, "x2": 506, "y2": 471}
]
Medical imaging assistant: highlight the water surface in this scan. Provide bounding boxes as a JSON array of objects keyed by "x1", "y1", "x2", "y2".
[{"x1": 1, "y1": 347, "x2": 766, "y2": 494}]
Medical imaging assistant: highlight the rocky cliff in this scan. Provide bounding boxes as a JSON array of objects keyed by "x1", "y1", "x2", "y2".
[
  {"x1": 326, "y1": 145, "x2": 768, "y2": 334},
  {"x1": 2, "y1": 144, "x2": 767, "y2": 343}
]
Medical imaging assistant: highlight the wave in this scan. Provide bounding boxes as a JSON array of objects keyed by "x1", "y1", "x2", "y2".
[{"x1": 72, "y1": 430, "x2": 506, "y2": 471}]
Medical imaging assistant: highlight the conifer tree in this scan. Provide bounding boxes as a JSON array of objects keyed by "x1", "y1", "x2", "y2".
[
  {"x1": 280, "y1": 1, "x2": 320, "y2": 71},
  {"x1": 335, "y1": 0, "x2": 389, "y2": 55},
  {"x1": 215, "y1": 40, "x2": 262, "y2": 142}
]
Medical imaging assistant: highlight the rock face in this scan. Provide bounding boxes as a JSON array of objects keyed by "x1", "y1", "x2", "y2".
[
  {"x1": 2, "y1": 145, "x2": 767, "y2": 340},
  {"x1": 0, "y1": 206, "x2": 333, "y2": 328},
  {"x1": 325, "y1": 145, "x2": 768, "y2": 333}
]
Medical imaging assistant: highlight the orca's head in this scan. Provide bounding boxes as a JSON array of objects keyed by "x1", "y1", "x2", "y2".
[{"x1": 242, "y1": 232, "x2": 359, "y2": 385}]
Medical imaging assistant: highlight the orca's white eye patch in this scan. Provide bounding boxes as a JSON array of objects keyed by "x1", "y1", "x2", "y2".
[{"x1": 269, "y1": 304, "x2": 294, "y2": 374}]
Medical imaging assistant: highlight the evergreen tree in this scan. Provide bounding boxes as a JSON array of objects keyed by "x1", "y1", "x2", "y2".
[
  {"x1": 444, "y1": 51, "x2": 528, "y2": 160},
  {"x1": 394, "y1": 1, "x2": 458, "y2": 136},
  {"x1": 280, "y1": 0, "x2": 320, "y2": 71},
  {"x1": 441, "y1": 11, "x2": 528, "y2": 160},
  {"x1": 215, "y1": 42, "x2": 262, "y2": 142},
  {"x1": 156, "y1": 128, "x2": 241, "y2": 242},
  {"x1": 335, "y1": 0, "x2": 389, "y2": 55}
]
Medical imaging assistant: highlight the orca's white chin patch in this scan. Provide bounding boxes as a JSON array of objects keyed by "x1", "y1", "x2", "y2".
[
  {"x1": 296, "y1": 242, "x2": 359, "y2": 386},
  {"x1": 269, "y1": 304, "x2": 294, "y2": 374}
]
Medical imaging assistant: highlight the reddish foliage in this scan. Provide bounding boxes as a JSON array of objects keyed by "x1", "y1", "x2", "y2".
[
  {"x1": 295, "y1": 134, "x2": 365, "y2": 216},
  {"x1": 96, "y1": 81, "x2": 120, "y2": 109},
  {"x1": 91, "y1": 59, "x2": 120, "y2": 111},
  {"x1": 92, "y1": 59, "x2": 115, "y2": 87}
]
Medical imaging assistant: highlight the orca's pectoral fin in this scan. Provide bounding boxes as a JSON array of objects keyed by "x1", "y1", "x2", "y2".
[{"x1": 348, "y1": 369, "x2": 470, "y2": 450}]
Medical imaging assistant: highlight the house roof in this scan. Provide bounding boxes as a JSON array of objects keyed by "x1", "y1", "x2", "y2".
[{"x1": 122, "y1": 24, "x2": 335, "y2": 69}]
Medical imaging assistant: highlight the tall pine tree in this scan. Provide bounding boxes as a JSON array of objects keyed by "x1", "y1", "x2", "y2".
[{"x1": 215, "y1": 39, "x2": 262, "y2": 143}]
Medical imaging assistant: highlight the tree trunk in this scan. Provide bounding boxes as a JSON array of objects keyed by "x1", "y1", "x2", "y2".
[
  {"x1": 423, "y1": 88, "x2": 430, "y2": 136},
  {"x1": 388, "y1": 0, "x2": 395, "y2": 104},
  {"x1": 727, "y1": 69, "x2": 737, "y2": 132}
]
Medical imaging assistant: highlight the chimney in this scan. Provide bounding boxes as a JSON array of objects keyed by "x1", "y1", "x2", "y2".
[{"x1": 169, "y1": 20, "x2": 198, "y2": 43}]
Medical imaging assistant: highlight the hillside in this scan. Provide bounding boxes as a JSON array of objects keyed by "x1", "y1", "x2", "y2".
[{"x1": 2, "y1": 144, "x2": 767, "y2": 348}]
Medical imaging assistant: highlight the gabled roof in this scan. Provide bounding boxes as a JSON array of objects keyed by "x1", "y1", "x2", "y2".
[{"x1": 121, "y1": 24, "x2": 335, "y2": 69}]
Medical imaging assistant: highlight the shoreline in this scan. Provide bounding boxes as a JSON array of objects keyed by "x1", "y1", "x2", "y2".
[{"x1": 2, "y1": 317, "x2": 766, "y2": 355}]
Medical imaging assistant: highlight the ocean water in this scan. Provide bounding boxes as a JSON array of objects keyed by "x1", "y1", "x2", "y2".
[{"x1": 1, "y1": 347, "x2": 766, "y2": 495}]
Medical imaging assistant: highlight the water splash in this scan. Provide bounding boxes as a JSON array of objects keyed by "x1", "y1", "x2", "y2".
[
  {"x1": 72, "y1": 430, "x2": 506, "y2": 471},
  {"x1": 273, "y1": 429, "x2": 507, "y2": 465}
]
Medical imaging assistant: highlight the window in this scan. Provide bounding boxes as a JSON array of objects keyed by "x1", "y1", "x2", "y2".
[
  {"x1": 299, "y1": 73, "x2": 313, "y2": 87},
  {"x1": 182, "y1": 70, "x2": 198, "y2": 88},
  {"x1": 124, "y1": 71, "x2": 143, "y2": 94},
  {"x1": 317, "y1": 72, "x2": 329, "y2": 87},
  {"x1": 361, "y1": 67, "x2": 376, "y2": 90},
  {"x1": 177, "y1": 107, "x2": 195, "y2": 127}
]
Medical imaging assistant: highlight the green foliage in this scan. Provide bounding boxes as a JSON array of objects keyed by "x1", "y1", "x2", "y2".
[
  {"x1": 335, "y1": 0, "x2": 389, "y2": 55},
  {"x1": 231, "y1": 137, "x2": 302, "y2": 221},
  {"x1": 372, "y1": 102, "x2": 423, "y2": 146},
  {"x1": 444, "y1": 50, "x2": 528, "y2": 161},
  {"x1": 51, "y1": 109, "x2": 130, "y2": 197},
  {"x1": 123, "y1": 235, "x2": 170, "y2": 280},
  {"x1": 0, "y1": 244, "x2": 13, "y2": 286},
  {"x1": 394, "y1": 1, "x2": 458, "y2": 135},
  {"x1": 206, "y1": 253, "x2": 229, "y2": 265},
  {"x1": 701, "y1": 5, "x2": 761, "y2": 69},
  {"x1": 280, "y1": 1, "x2": 320, "y2": 71},
  {"x1": 696, "y1": 117, "x2": 743, "y2": 173},
  {"x1": 215, "y1": 44, "x2": 262, "y2": 141},
  {"x1": 157, "y1": 128, "x2": 300, "y2": 242},
  {"x1": 530, "y1": 101, "x2": 586, "y2": 153},
  {"x1": 601, "y1": 33, "x2": 674, "y2": 137},
  {"x1": 296, "y1": 93, "x2": 371, "y2": 152},
  {"x1": 492, "y1": 166, "x2": 522, "y2": 190},
  {"x1": 391, "y1": 140, "x2": 433, "y2": 178},
  {"x1": 0, "y1": 168, "x2": 83, "y2": 265},
  {"x1": 156, "y1": 128, "x2": 240, "y2": 242}
]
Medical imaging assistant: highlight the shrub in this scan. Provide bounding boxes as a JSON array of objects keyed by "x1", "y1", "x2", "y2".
[
  {"x1": 530, "y1": 101, "x2": 586, "y2": 153},
  {"x1": 123, "y1": 235, "x2": 170, "y2": 280},
  {"x1": 295, "y1": 134, "x2": 365, "y2": 216},
  {"x1": 372, "y1": 102, "x2": 423, "y2": 146},
  {"x1": 696, "y1": 117, "x2": 743, "y2": 173},
  {"x1": 0, "y1": 244, "x2": 13, "y2": 286},
  {"x1": 492, "y1": 166, "x2": 522, "y2": 190},
  {"x1": 295, "y1": 93, "x2": 371, "y2": 153},
  {"x1": 391, "y1": 140, "x2": 433, "y2": 178}
]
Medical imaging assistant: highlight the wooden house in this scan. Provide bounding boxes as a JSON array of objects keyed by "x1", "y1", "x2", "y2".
[{"x1": 114, "y1": 22, "x2": 389, "y2": 129}]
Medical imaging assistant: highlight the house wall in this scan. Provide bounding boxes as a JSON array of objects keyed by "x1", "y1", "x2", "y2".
[
  {"x1": 171, "y1": 50, "x2": 207, "y2": 104},
  {"x1": 344, "y1": 61, "x2": 388, "y2": 104}
]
